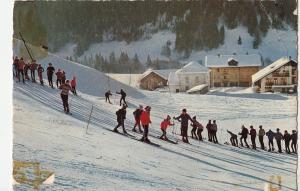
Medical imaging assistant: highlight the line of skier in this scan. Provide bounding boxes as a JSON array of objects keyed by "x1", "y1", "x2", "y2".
[
  {"x1": 228, "y1": 125, "x2": 298, "y2": 154},
  {"x1": 113, "y1": 102, "x2": 297, "y2": 153},
  {"x1": 13, "y1": 56, "x2": 78, "y2": 114}
]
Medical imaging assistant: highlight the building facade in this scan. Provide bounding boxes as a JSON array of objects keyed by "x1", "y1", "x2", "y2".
[
  {"x1": 205, "y1": 54, "x2": 262, "y2": 87},
  {"x1": 252, "y1": 57, "x2": 297, "y2": 93},
  {"x1": 168, "y1": 61, "x2": 209, "y2": 92},
  {"x1": 139, "y1": 69, "x2": 175, "y2": 91}
]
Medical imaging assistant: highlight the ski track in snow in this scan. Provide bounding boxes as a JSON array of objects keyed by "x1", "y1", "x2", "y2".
[{"x1": 13, "y1": 79, "x2": 297, "y2": 191}]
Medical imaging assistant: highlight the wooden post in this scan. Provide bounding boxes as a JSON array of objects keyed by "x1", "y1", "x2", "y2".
[{"x1": 86, "y1": 105, "x2": 94, "y2": 134}]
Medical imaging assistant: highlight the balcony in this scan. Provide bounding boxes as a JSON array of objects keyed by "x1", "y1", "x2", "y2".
[{"x1": 272, "y1": 72, "x2": 289, "y2": 77}]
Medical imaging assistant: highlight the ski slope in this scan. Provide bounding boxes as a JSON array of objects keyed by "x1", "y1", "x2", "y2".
[{"x1": 13, "y1": 56, "x2": 297, "y2": 191}]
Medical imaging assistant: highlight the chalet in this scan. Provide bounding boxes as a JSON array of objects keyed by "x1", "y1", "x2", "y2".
[
  {"x1": 252, "y1": 57, "x2": 297, "y2": 93},
  {"x1": 205, "y1": 54, "x2": 262, "y2": 87},
  {"x1": 139, "y1": 69, "x2": 176, "y2": 90},
  {"x1": 168, "y1": 61, "x2": 209, "y2": 92}
]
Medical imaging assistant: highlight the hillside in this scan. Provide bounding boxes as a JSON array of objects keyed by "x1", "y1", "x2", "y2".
[{"x1": 13, "y1": 51, "x2": 297, "y2": 190}]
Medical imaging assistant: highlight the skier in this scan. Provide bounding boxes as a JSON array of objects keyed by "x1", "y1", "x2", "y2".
[
  {"x1": 55, "y1": 69, "x2": 63, "y2": 88},
  {"x1": 249, "y1": 126, "x2": 257, "y2": 149},
  {"x1": 70, "y1": 76, "x2": 77, "y2": 95},
  {"x1": 239, "y1": 125, "x2": 249, "y2": 148},
  {"x1": 174, "y1": 108, "x2": 193, "y2": 143},
  {"x1": 24, "y1": 62, "x2": 30, "y2": 80},
  {"x1": 61, "y1": 71, "x2": 66, "y2": 84},
  {"x1": 274, "y1": 128, "x2": 283, "y2": 153},
  {"x1": 17, "y1": 57, "x2": 25, "y2": 83},
  {"x1": 227, "y1": 130, "x2": 238, "y2": 146},
  {"x1": 116, "y1": 89, "x2": 127, "y2": 106},
  {"x1": 37, "y1": 64, "x2": 44, "y2": 85},
  {"x1": 191, "y1": 116, "x2": 204, "y2": 141},
  {"x1": 140, "y1": 106, "x2": 152, "y2": 143},
  {"x1": 30, "y1": 60, "x2": 38, "y2": 82},
  {"x1": 283, "y1": 130, "x2": 291, "y2": 154},
  {"x1": 113, "y1": 104, "x2": 128, "y2": 134},
  {"x1": 206, "y1": 120, "x2": 212, "y2": 142},
  {"x1": 132, "y1": 105, "x2": 143, "y2": 133},
  {"x1": 13, "y1": 56, "x2": 19, "y2": 78},
  {"x1": 59, "y1": 79, "x2": 72, "y2": 114},
  {"x1": 190, "y1": 116, "x2": 198, "y2": 139},
  {"x1": 266, "y1": 129, "x2": 275, "y2": 152},
  {"x1": 46, "y1": 63, "x2": 55, "y2": 88},
  {"x1": 159, "y1": 115, "x2": 174, "y2": 140},
  {"x1": 105, "y1": 90, "x2": 112, "y2": 104},
  {"x1": 211, "y1": 120, "x2": 218, "y2": 143},
  {"x1": 291, "y1": 130, "x2": 297, "y2": 153},
  {"x1": 258, "y1": 125, "x2": 265, "y2": 150}
]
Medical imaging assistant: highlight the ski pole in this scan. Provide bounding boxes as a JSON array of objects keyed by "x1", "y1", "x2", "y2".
[{"x1": 86, "y1": 105, "x2": 94, "y2": 134}]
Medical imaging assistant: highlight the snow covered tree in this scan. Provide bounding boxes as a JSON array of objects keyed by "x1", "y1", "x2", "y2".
[
  {"x1": 219, "y1": 26, "x2": 225, "y2": 45},
  {"x1": 146, "y1": 54, "x2": 152, "y2": 68}
]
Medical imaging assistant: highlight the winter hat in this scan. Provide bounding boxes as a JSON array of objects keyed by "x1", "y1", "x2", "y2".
[
  {"x1": 182, "y1": 108, "x2": 187, "y2": 113},
  {"x1": 166, "y1": 115, "x2": 171, "y2": 120},
  {"x1": 145, "y1": 106, "x2": 151, "y2": 111}
]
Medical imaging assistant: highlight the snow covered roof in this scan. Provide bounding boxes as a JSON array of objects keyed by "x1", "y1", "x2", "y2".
[
  {"x1": 167, "y1": 71, "x2": 180, "y2": 85},
  {"x1": 176, "y1": 61, "x2": 209, "y2": 74},
  {"x1": 141, "y1": 69, "x2": 177, "y2": 80},
  {"x1": 252, "y1": 57, "x2": 297, "y2": 83},
  {"x1": 187, "y1": 84, "x2": 208, "y2": 93},
  {"x1": 205, "y1": 54, "x2": 262, "y2": 68}
]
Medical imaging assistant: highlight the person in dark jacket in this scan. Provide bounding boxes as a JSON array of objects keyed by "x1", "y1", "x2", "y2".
[
  {"x1": 190, "y1": 116, "x2": 198, "y2": 139},
  {"x1": 46, "y1": 63, "x2": 55, "y2": 88},
  {"x1": 227, "y1": 130, "x2": 238, "y2": 146},
  {"x1": 249, "y1": 126, "x2": 257, "y2": 149},
  {"x1": 239, "y1": 125, "x2": 249, "y2": 148},
  {"x1": 37, "y1": 64, "x2": 44, "y2": 85},
  {"x1": 113, "y1": 104, "x2": 127, "y2": 134},
  {"x1": 132, "y1": 105, "x2": 143, "y2": 133},
  {"x1": 59, "y1": 80, "x2": 72, "y2": 113},
  {"x1": 266, "y1": 129, "x2": 275, "y2": 152},
  {"x1": 211, "y1": 120, "x2": 218, "y2": 143},
  {"x1": 116, "y1": 89, "x2": 127, "y2": 106},
  {"x1": 191, "y1": 116, "x2": 204, "y2": 141},
  {"x1": 30, "y1": 60, "x2": 38, "y2": 82},
  {"x1": 291, "y1": 130, "x2": 297, "y2": 153},
  {"x1": 105, "y1": 90, "x2": 112, "y2": 104},
  {"x1": 206, "y1": 120, "x2": 212, "y2": 142},
  {"x1": 258, "y1": 125, "x2": 265, "y2": 150},
  {"x1": 174, "y1": 108, "x2": 193, "y2": 143},
  {"x1": 274, "y1": 128, "x2": 283, "y2": 153},
  {"x1": 283, "y1": 130, "x2": 291, "y2": 154}
]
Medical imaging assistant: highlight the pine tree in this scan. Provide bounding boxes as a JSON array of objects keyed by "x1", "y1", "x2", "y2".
[
  {"x1": 219, "y1": 26, "x2": 225, "y2": 45},
  {"x1": 146, "y1": 54, "x2": 152, "y2": 68},
  {"x1": 238, "y1": 36, "x2": 242, "y2": 45}
]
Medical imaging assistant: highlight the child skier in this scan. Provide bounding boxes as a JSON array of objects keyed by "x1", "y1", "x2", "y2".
[
  {"x1": 37, "y1": 64, "x2": 44, "y2": 85},
  {"x1": 190, "y1": 116, "x2": 204, "y2": 141},
  {"x1": 113, "y1": 104, "x2": 127, "y2": 134},
  {"x1": 140, "y1": 106, "x2": 151, "y2": 143},
  {"x1": 190, "y1": 116, "x2": 198, "y2": 139},
  {"x1": 159, "y1": 115, "x2": 174, "y2": 140}
]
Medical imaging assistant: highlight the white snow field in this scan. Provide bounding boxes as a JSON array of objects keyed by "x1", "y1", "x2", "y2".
[{"x1": 13, "y1": 54, "x2": 297, "y2": 191}]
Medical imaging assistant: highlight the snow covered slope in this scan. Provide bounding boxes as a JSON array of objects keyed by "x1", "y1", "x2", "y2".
[
  {"x1": 13, "y1": 45, "x2": 297, "y2": 190},
  {"x1": 13, "y1": 39, "x2": 144, "y2": 98}
]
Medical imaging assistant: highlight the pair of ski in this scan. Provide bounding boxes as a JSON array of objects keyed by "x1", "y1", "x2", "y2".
[
  {"x1": 110, "y1": 129, "x2": 160, "y2": 147},
  {"x1": 129, "y1": 129, "x2": 178, "y2": 145}
]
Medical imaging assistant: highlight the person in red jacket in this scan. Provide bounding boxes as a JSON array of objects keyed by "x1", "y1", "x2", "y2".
[
  {"x1": 59, "y1": 80, "x2": 72, "y2": 114},
  {"x1": 24, "y1": 62, "x2": 30, "y2": 80},
  {"x1": 30, "y1": 60, "x2": 38, "y2": 82},
  {"x1": 70, "y1": 76, "x2": 77, "y2": 95},
  {"x1": 37, "y1": 64, "x2": 44, "y2": 85},
  {"x1": 17, "y1": 57, "x2": 25, "y2": 83},
  {"x1": 159, "y1": 115, "x2": 174, "y2": 140},
  {"x1": 55, "y1": 69, "x2": 63, "y2": 88},
  {"x1": 140, "y1": 106, "x2": 152, "y2": 143}
]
